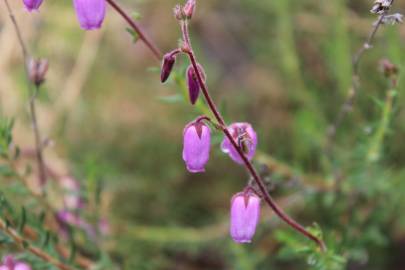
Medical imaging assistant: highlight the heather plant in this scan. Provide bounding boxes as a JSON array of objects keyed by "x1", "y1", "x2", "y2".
[{"x1": 0, "y1": 0, "x2": 404, "y2": 269}]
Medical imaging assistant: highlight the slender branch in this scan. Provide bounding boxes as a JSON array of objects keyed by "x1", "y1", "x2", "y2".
[
  {"x1": 326, "y1": 10, "x2": 390, "y2": 155},
  {"x1": 181, "y1": 20, "x2": 326, "y2": 252},
  {"x1": 106, "y1": 0, "x2": 162, "y2": 61},
  {"x1": 0, "y1": 218, "x2": 76, "y2": 270},
  {"x1": 29, "y1": 85, "x2": 47, "y2": 186},
  {"x1": 3, "y1": 0, "x2": 47, "y2": 188},
  {"x1": 3, "y1": 0, "x2": 28, "y2": 59}
]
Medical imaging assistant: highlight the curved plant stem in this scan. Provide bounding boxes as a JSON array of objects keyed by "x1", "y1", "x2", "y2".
[
  {"x1": 106, "y1": 0, "x2": 162, "y2": 61},
  {"x1": 0, "y1": 218, "x2": 75, "y2": 270},
  {"x1": 181, "y1": 20, "x2": 326, "y2": 252}
]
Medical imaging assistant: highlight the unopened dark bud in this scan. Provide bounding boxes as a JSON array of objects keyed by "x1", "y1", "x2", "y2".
[
  {"x1": 186, "y1": 64, "x2": 206, "y2": 105},
  {"x1": 379, "y1": 58, "x2": 399, "y2": 78},
  {"x1": 28, "y1": 58, "x2": 49, "y2": 86},
  {"x1": 161, "y1": 53, "x2": 176, "y2": 83}
]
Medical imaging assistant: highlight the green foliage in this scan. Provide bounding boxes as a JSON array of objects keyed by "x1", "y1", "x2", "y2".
[{"x1": 0, "y1": 118, "x2": 14, "y2": 159}]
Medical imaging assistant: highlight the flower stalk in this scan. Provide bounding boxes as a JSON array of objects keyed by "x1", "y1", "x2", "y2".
[{"x1": 180, "y1": 19, "x2": 326, "y2": 251}]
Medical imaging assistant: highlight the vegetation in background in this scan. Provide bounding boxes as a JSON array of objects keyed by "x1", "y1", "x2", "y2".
[{"x1": 0, "y1": 0, "x2": 404, "y2": 269}]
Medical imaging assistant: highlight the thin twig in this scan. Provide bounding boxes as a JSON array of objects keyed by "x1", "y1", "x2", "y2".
[
  {"x1": 0, "y1": 217, "x2": 76, "y2": 270},
  {"x1": 3, "y1": 0, "x2": 47, "y2": 187},
  {"x1": 326, "y1": 8, "x2": 391, "y2": 155},
  {"x1": 106, "y1": 0, "x2": 162, "y2": 61},
  {"x1": 181, "y1": 20, "x2": 326, "y2": 252},
  {"x1": 29, "y1": 85, "x2": 47, "y2": 186}
]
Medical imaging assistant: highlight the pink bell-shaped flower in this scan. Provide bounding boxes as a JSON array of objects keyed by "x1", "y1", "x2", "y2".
[
  {"x1": 221, "y1": 122, "x2": 257, "y2": 165},
  {"x1": 23, "y1": 0, "x2": 44, "y2": 12},
  {"x1": 73, "y1": 0, "x2": 106, "y2": 30},
  {"x1": 230, "y1": 192, "x2": 261, "y2": 243},
  {"x1": 182, "y1": 120, "x2": 211, "y2": 173}
]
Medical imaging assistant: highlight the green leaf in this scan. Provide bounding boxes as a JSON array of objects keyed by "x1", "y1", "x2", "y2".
[
  {"x1": 126, "y1": 28, "x2": 139, "y2": 43},
  {"x1": 41, "y1": 230, "x2": 50, "y2": 248},
  {"x1": 131, "y1": 11, "x2": 142, "y2": 20},
  {"x1": 68, "y1": 241, "x2": 77, "y2": 263},
  {"x1": 18, "y1": 206, "x2": 27, "y2": 233},
  {"x1": 157, "y1": 94, "x2": 185, "y2": 104},
  {"x1": 13, "y1": 146, "x2": 20, "y2": 160}
]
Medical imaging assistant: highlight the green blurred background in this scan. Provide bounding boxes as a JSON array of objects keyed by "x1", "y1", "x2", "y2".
[{"x1": 0, "y1": 0, "x2": 405, "y2": 269}]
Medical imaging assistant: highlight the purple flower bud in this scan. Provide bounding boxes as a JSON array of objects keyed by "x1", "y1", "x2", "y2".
[
  {"x1": 221, "y1": 122, "x2": 257, "y2": 165},
  {"x1": 23, "y1": 0, "x2": 44, "y2": 12},
  {"x1": 183, "y1": 0, "x2": 196, "y2": 19},
  {"x1": 28, "y1": 58, "x2": 48, "y2": 86},
  {"x1": 73, "y1": 0, "x2": 106, "y2": 30},
  {"x1": 182, "y1": 121, "x2": 211, "y2": 173},
  {"x1": 186, "y1": 64, "x2": 206, "y2": 105},
  {"x1": 1, "y1": 256, "x2": 31, "y2": 270},
  {"x1": 173, "y1": 4, "x2": 183, "y2": 20},
  {"x1": 230, "y1": 192, "x2": 261, "y2": 243},
  {"x1": 161, "y1": 53, "x2": 176, "y2": 83}
]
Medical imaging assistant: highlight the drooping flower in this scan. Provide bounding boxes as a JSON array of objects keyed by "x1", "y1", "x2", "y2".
[
  {"x1": 161, "y1": 53, "x2": 176, "y2": 83},
  {"x1": 23, "y1": 0, "x2": 44, "y2": 12},
  {"x1": 221, "y1": 122, "x2": 257, "y2": 165},
  {"x1": 73, "y1": 0, "x2": 106, "y2": 30},
  {"x1": 186, "y1": 64, "x2": 206, "y2": 105},
  {"x1": 230, "y1": 192, "x2": 261, "y2": 243},
  {"x1": 0, "y1": 255, "x2": 31, "y2": 270},
  {"x1": 182, "y1": 120, "x2": 211, "y2": 173}
]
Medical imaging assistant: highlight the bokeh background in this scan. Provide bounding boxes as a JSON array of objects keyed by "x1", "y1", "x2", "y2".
[{"x1": 0, "y1": 0, "x2": 405, "y2": 269}]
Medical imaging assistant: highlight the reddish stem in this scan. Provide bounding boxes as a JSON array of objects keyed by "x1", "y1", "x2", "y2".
[
  {"x1": 182, "y1": 20, "x2": 326, "y2": 252},
  {"x1": 106, "y1": 0, "x2": 162, "y2": 61}
]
